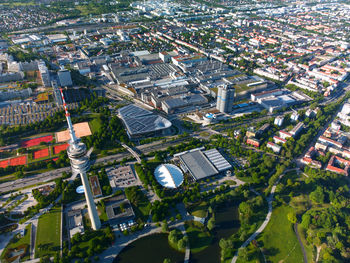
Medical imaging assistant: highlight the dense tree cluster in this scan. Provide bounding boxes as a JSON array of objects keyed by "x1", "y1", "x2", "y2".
[
  {"x1": 83, "y1": 113, "x2": 128, "y2": 151},
  {"x1": 61, "y1": 178, "x2": 83, "y2": 205},
  {"x1": 218, "y1": 186, "x2": 267, "y2": 262},
  {"x1": 274, "y1": 167, "x2": 350, "y2": 262},
  {"x1": 168, "y1": 229, "x2": 188, "y2": 252},
  {"x1": 57, "y1": 226, "x2": 115, "y2": 263},
  {"x1": 32, "y1": 178, "x2": 66, "y2": 207}
]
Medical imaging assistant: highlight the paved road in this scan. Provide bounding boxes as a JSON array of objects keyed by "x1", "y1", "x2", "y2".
[
  {"x1": 30, "y1": 220, "x2": 37, "y2": 259},
  {"x1": 0, "y1": 136, "x2": 190, "y2": 193},
  {"x1": 121, "y1": 143, "x2": 141, "y2": 163},
  {"x1": 231, "y1": 168, "x2": 298, "y2": 263}
]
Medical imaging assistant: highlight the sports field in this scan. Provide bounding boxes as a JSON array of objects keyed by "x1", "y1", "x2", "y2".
[
  {"x1": 0, "y1": 160, "x2": 8, "y2": 168},
  {"x1": 21, "y1": 135, "x2": 53, "y2": 148},
  {"x1": 35, "y1": 206, "x2": 61, "y2": 258},
  {"x1": 55, "y1": 122, "x2": 91, "y2": 143},
  {"x1": 33, "y1": 148, "x2": 49, "y2": 160},
  {"x1": 0, "y1": 155, "x2": 27, "y2": 168},
  {"x1": 9, "y1": 156, "x2": 27, "y2": 166},
  {"x1": 53, "y1": 144, "x2": 69, "y2": 155}
]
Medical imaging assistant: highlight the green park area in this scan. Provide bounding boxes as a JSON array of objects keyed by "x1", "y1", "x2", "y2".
[
  {"x1": 1, "y1": 224, "x2": 31, "y2": 262},
  {"x1": 185, "y1": 221, "x2": 212, "y2": 253},
  {"x1": 88, "y1": 115, "x2": 102, "y2": 134},
  {"x1": 188, "y1": 201, "x2": 208, "y2": 218},
  {"x1": 35, "y1": 206, "x2": 61, "y2": 258},
  {"x1": 261, "y1": 205, "x2": 303, "y2": 263},
  {"x1": 125, "y1": 186, "x2": 151, "y2": 220}
]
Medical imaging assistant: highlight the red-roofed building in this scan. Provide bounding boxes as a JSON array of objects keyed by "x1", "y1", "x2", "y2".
[
  {"x1": 267, "y1": 142, "x2": 281, "y2": 153},
  {"x1": 273, "y1": 136, "x2": 287, "y2": 144},
  {"x1": 326, "y1": 155, "x2": 350, "y2": 175},
  {"x1": 247, "y1": 138, "x2": 260, "y2": 147},
  {"x1": 319, "y1": 136, "x2": 343, "y2": 148},
  {"x1": 279, "y1": 130, "x2": 292, "y2": 140},
  {"x1": 301, "y1": 157, "x2": 322, "y2": 169}
]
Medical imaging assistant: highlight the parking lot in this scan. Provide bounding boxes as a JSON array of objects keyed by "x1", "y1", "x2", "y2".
[{"x1": 106, "y1": 165, "x2": 140, "y2": 191}]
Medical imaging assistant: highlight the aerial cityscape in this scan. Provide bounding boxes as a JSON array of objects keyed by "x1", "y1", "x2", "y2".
[{"x1": 0, "y1": 0, "x2": 350, "y2": 262}]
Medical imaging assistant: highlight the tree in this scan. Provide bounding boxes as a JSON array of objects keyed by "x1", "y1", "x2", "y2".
[
  {"x1": 178, "y1": 238, "x2": 186, "y2": 251},
  {"x1": 162, "y1": 221, "x2": 169, "y2": 233},
  {"x1": 163, "y1": 259, "x2": 171, "y2": 263},
  {"x1": 168, "y1": 230, "x2": 179, "y2": 244},
  {"x1": 219, "y1": 238, "x2": 232, "y2": 250},
  {"x1": 310, "y1": 186, "x2": 325, "y2": 204},
  {"x1": 40, "y1": 256, "x2": 50, "y2": 263},
  {"x1": 15, "y1": 169, "x2": 24, "y2": 179},
  {"x1": 238, "y1": 247, "x2": 249, "y2": 261},
  {"x1": 207, "y1": 216, "x2": 215, "y2": 231},
  {"x1": 287, "y1": 210, "x2": 297, "y2": 224}
]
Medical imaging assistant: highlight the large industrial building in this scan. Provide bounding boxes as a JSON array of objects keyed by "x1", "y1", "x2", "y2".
[
  {"x1": 58, "y1": 69, "x2": 73, "y2": 87},
  {"x1": 38, "y1": 60, "x2": 50, "y2": 87},
  {"x1": 118, "y1": 104, "x2": 172, "y2": 139},
  {"x1": 161, "y1": 94, "x2": 208, "y2": 114},
  {"x1": 175, "y1": 147, "x2": 231, "y2": 180},
  {"x1": 216, "y1": 84, "x2": 235, "y2": 113}
]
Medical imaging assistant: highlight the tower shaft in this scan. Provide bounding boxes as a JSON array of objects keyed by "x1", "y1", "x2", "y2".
[{"x1": 80, "y1": 172, "x2": 101, "y2": 230}]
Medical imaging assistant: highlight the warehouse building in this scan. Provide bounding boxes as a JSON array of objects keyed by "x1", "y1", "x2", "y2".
[
  {"x1": 175, "y1": 147, "x2": 231, "y2": 181},
  {"x1": 161, "y1": 94, "x2": 208, "y2": 114}
]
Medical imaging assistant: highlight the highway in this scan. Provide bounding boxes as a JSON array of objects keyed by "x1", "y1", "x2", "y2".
[
  {"x1": 0, "y1": 136, "x2": 191, "y2": 193},
  {"x1": 2, "y1": 83, "x2": 349, "y2": 194}
]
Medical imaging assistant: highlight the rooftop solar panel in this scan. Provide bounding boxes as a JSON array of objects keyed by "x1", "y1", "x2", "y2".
[
  {"x1": 204, "y1": 149, "x2": 232, "y2": 172},
  {"x1": 119, "y1": 104, "x2": 171, "y2": 137},
  {"x1": 179, "y1": 150, "x2": 218, "y2": 180}
]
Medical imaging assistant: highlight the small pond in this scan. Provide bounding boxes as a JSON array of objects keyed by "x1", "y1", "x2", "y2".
[
  {"x1": 114, "y1": 233, "x2": 184, "y2": 263},
  {"x1": 190, "y1": 202, "x2": 239, "y2": 263}
]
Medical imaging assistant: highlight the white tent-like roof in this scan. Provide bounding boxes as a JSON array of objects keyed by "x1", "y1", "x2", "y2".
[{"x1": 154, "y1": 164, "x2": 184, "y2": 189}]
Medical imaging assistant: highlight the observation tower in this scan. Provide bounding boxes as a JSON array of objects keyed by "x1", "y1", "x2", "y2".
[{"x1": 59, "y1": 88, "x2": 101, "y2": 230}]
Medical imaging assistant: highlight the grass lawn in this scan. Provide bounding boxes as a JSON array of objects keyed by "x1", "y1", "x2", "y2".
[
  {"x1": 133, "y1": 198, "x2": 151, "y2": 221},
  {"x1": 125, "y1": 186, "x2": 151, "y2": 221},
  {"x1": 199, "y1": 131, "x2": 210, "y2": 137},
  {"x1": 185, "y1": 221, "x2": 212, "y2": 253},
  {"x1": 1, "y1": 224, "x2": 31, "y2": 261},
  {"x1": 189, "y1": 201, "x2": 208, "y2": 218},
  {"x1": 97, "y1": 203, "x2": 108, "y2": 223},
  {"x1": 35, "y1": 206, "x2": 61, "y2": 258},
  {"x1": 261, "y1": 205, "x2": 303, "y2": 263},
  {"x1": 224, "y1": 180, "x2": 237, "y2": 186},
  {"x1": 89, "y1": 115, "x2": 102, "y2": 134}
]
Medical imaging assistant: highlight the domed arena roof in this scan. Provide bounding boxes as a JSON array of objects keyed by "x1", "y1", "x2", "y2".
[{"x1": 154, "y1": 164, "x2": 184, "y2": 188}]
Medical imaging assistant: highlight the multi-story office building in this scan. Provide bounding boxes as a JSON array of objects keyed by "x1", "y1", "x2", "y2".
[{"x1": 216, "y1": 84, "x2": 235, "y2": 113}]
